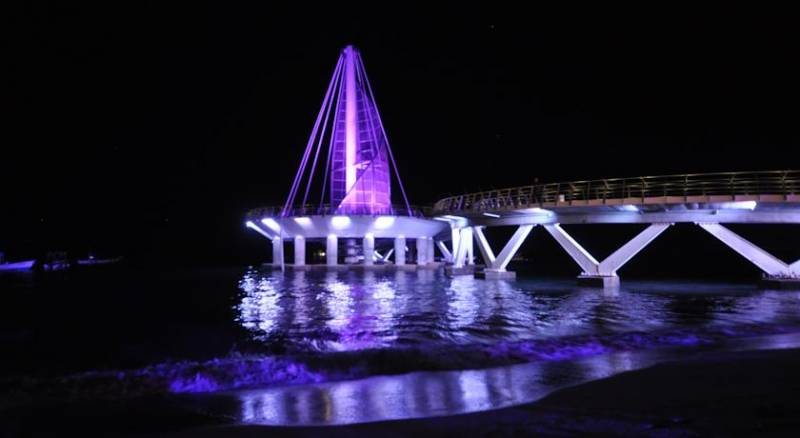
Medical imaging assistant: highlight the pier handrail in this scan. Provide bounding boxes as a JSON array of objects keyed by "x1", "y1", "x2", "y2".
[
  {"x1": 247, "y1": 204, "x2": 432, "y2": 219},
  {"x1": 432, "y1": 170, "x2": 800, "y2": 214}
]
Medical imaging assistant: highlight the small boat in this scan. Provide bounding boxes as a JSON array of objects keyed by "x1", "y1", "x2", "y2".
[
  {"x1": 77, "y1": 256, "x2": 123, "y2": 266},
  {"x1": 0, "y1": 260, "x2": 36, "y2": 272}
]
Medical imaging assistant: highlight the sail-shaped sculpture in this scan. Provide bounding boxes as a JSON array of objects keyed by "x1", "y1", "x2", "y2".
[
  {"x1": 247, "y1": 46, "x2": 448, "y2": 269},
  {"x1": 282, "y1": 45, "x2": 409, "y2": 216}
]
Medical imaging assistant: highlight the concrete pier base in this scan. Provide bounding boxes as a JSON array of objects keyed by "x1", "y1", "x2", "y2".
[
  {"x1": 577, "y1": 275, "x2": 620, "y2": 288},
  {"x1": 445, "y1": 265, "x2": 475, "y2": 276},
  {"x1": 264, "y1": 263, "x2": 420, "y2": 272},
  {"x1": 476, "y1": 269, "x2": 516, "y2": 280},
  {"x1": 760, "y1": 278, "x2": 800, "y2": 290}
]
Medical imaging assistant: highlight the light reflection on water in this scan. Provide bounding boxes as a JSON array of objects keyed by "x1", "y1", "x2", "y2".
[
  {"x1": 225, "y1": 332, "x2": 800, "y2": 425},
  {"x1": 235, "y1": 268, "x2": 800, "y2": 352}
]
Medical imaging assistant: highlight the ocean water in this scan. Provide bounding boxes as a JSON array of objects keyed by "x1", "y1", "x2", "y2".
[{"x1": 2, "y1": 265, "x2": 800, "y2": 424}]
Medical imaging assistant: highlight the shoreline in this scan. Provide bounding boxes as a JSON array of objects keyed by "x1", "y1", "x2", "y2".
[{"x1": 165, "y1": 347, "x2": 800, "y2": 437}]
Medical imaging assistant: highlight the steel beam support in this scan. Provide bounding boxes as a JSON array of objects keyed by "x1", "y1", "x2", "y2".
[
  {"x1": 698, "y1": 223, "x2": 799, "y2": 276},
  {"x1": 436, "y1": 240, "x2": 453, "y2": 263},
  {"x1": 599, "y1": 223, "x2": 671, "y2": 275},
  {"x1": 490, "y1": 225, "x2": 534, "y2": 271},
  {"x1": 453, "y1": 227, "x2": 473, "y2": 268},
  {"x1": 544, "y1": 223, "x2": 671, "y2": 276},
  {"x1": 473, "y1": 226, "x2": 496, "y2": 266},
  {"x1": 543, "y1": 224, "x2": 599, "y2": 274}
]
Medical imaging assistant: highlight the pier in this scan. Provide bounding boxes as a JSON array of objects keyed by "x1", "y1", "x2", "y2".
[{"x1": 246, "y1": 46, "x2": 800, "y2": 288}]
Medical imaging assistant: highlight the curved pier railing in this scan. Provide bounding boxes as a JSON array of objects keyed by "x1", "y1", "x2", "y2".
[
  {"x1": 433, "y1": 170, "x2": 800, "y2": 214},
  {"x1": 246, "y1": 204, "x2": 431, "y2": 220}
]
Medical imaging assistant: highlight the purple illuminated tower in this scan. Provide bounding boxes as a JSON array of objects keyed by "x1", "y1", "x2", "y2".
[{"x1": 282, "y1": 45, "x2": 410, "y2": 216}]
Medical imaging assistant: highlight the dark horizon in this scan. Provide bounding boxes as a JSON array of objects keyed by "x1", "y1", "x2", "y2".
[{"x1": 4, "y1": 3, "x2": 798, "y2": 268}]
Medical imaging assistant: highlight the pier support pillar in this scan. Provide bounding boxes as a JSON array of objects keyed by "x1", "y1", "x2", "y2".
[
  {"x1": 436, "y1": 240, "x2": 453, "y2": 263},
  {"x1": 577, "y1": 275, "x2": 620, "y2": 288},
  {"x1": 394, "y1": 236, "x2": 406, "y2": 266},
  {"x1": 427, "y1": 237, "x2": 435, "y2": 264},
  {"x1": 416, "y1": 237, "x2": 427, "y2": 265},
  {"x1": 544, "y1": 223, "x2": 671, "y2": 287},
  {"x1": 453, "y1": 227, "x2": 474, "y2": 268},
  {"x1": 272, "y1": 237, "x2": 283, "y2": 266},
  {"x1": 363, "y1": 234, "x2": 375, "y2": 265},
  {"x1": 698, "y1": 223, "x2": 800, "y2": 288},
  {"x1": 294, "y1": 236, "x2": 305, "y2": 266},
  {"x1": 326, "y1": 234, "x2": 338, "y2": 266},
  {"x1": 472, "y1": 225, "x2": 533, "y2": 280},
  {"x1": 344, "y1": 239, "x2": 358, "y2": 264},
  {"x1": 477, "y1": 269, "x2": 516, "y2": 280}
]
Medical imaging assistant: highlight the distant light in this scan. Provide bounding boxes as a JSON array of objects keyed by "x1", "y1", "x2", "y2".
[
  {"x1": 619, "y1": 205, "x2": 639, "y2": 212},
  {"x1": 483, "y1": 212, "x2": 501, "y2": 218},
  {"x1": 331, "y1": 216, "x2": 351, "y2": 229},
  {"x1": 373, "y1": 216, "x2": 395, "y2": 229},
  {"x1": 721, "y1": 201, "x2": 757, "y2": 210},
  {"x1": 294, "y1": 217, "x2": 312, "y2": 227},
  {"x1": 261, "y1": 218, "x2": 281, "y2": 232}
]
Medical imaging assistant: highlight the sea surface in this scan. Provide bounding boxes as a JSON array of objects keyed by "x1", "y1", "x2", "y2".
[{"x1": 2, "y1": 265, "x2": 800, "y2": 426}]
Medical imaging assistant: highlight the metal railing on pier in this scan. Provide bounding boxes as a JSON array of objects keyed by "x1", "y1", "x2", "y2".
[
  {"x1": 433, "y1": 170, "x2": 800, "y2": 214},
  {"x1": 246, "y1": 204, "x2": 432, "y2": 220}
]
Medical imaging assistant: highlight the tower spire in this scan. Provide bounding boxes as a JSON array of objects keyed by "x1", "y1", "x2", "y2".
[{"x1": 282, "y1": 45, "x2": 410, "y2": 216}]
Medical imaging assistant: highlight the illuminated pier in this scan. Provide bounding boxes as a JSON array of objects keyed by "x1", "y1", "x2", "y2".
[
  {"x1": 245, "y1": 47, "x2": 800, "y2": 287},
  {"x1": 245, "y1": 45, "x2": 447, "y2": 270},
  {"x1": 433, "y1": 171, "x2": 800, "y2": 286}
]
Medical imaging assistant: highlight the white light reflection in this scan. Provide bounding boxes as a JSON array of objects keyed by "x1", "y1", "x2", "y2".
[
  {"x1": 719, "y1": 200, "x2": 757, "y2": 210},
  {"x1": 261, "y1": 218, "x2": 281, "y2": 232},
  {"x1": 237, "y1": 270, "x2": 281, "y2": 336}
]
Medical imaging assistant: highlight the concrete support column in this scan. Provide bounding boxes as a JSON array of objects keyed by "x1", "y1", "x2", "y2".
[
  {"x1": 416, "y1": 237, "x2": 427, "y2": 265},
  {"x1": 475, "y1": 225, "x2": 533, "y2": 280},
  {"x1": 543, "y1": 223, "x2": 671, "y2": 287},
  {"x1": 272, "y1": 237, "x2": 283, "y2": 266},
  {"x1": 363, "y1": 233, "x2": 375, "y2": 265},
  {"x1": 453, "y1": 227, "x2": 474, "y2": 268},
  {"x1": 698, "y1": 223, "x2": 800, "y2": 277},
  {"x1": 344, "y1": 239, "x2": 358, "y2": 264},
  {"x1": 465, "y1": 232, "x2": 474, "y2": 265},
  {"x1": 394, "y1": 236, "x2": 406, "y2": 266},
  {"x1": 427, "y1": 237, "x2": 435, "y2": 263},
  {"x1": 326, "y1": 234, "x2": 338, "y2": 266},
  {"x1": 436, "y1": 241, "x2": 453, "y2": 263},
  {"x1": 294, "y1": 236, "x2": 305, "y2": 266}
]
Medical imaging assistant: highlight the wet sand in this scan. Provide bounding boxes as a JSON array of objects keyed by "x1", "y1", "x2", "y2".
[
  {"x1": 3, "y1": 347, "x2": 799, "y2": 437},
  {"x1": 165, "y1": 347, "x2": 800, "y2": 437}
]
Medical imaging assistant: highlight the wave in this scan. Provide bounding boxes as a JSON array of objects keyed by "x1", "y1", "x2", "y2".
[{"x1": 2, "y1": 322, "x2": 797, "y2": 408}]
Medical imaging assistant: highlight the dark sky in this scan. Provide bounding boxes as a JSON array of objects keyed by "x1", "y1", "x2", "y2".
[{"x1": 3, "y1": 3, "x2": 798, "y2": 265}]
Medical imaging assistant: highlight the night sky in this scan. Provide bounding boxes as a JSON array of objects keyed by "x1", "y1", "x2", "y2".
[{"x1": 4, "y1": 3, "x2": 798, "y2": 268}]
